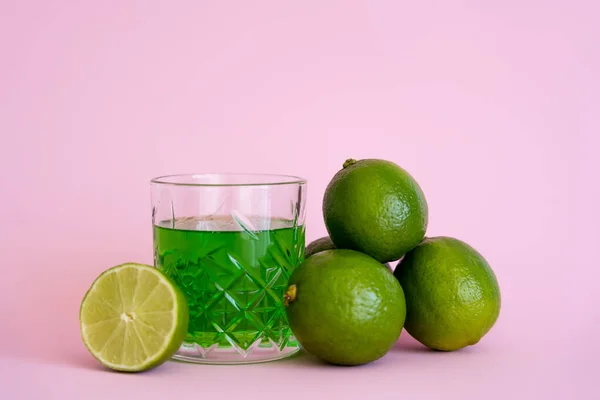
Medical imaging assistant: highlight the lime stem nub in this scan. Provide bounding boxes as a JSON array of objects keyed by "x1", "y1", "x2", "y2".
[
  {"x1": 284, "y1": 284, "x2": 297, "y2": 306},
  {"x1": 343, "y1": 159, "x2": 357, "y2": 168}
]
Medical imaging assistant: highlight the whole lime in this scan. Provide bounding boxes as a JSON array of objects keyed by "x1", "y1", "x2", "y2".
[
  {"x1": 306, "y1": 236, "x2": 393, "y2": 272},
  {"x1": 394, "y1": 237, "x2": 501, "y2": 351},
  {"x1": 285, "y1": 249, "x2": 406, "y2": 365},
  {"x1": 323, "y1": 158, "x2": 428, "y2": 263},
  {"x1": 305, "y1": 236, "x2": 337, "y2": 257}
]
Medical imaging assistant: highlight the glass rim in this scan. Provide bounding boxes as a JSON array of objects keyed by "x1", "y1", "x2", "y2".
[{"x1": 150, "y1": 173, "x2": 307, "y2": 187}]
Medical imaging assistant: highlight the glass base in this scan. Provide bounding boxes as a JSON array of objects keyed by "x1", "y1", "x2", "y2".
[{"x1": 172, "y1": 342, "x2": 301, "y2": 365}]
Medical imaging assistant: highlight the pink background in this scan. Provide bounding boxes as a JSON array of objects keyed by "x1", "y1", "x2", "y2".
[{"x1": 1, "y1": 1, "x2": 598, "y2": 399}]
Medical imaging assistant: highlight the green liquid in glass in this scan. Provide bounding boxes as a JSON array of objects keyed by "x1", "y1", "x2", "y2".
[{"x1": 154, "y1": 216, "x2": 305, "y2": 353}]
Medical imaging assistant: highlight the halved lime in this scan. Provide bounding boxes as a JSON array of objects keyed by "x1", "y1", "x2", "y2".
[{"x1": 79, "y1": 263, "x2": 188, "y2": 372}]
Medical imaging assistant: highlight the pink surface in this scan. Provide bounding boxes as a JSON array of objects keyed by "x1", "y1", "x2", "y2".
[{"x1": 0, "y1": 1, "x2": 598, "y2": 398}]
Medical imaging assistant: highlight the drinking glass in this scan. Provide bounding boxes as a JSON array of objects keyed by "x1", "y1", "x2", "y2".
[{"x1": 150, "y1": 173, "x2": 306, "y2": 364}]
